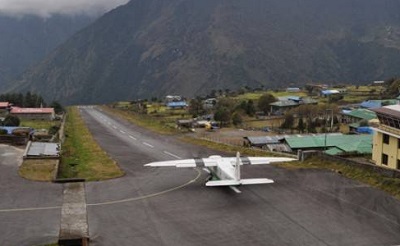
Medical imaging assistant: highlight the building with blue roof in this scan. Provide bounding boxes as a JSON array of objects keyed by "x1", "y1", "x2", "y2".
[
  {"x1": 166, "y1": 101, "x2": 188, "y2": 109},
  {"x1": 360, "y1": 99, "x2": 397, "y2": 109}
]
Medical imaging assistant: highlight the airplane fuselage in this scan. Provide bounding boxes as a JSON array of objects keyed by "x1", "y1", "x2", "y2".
[{"x1": 208, "y1": 159, "x2": 237, "y2": 181}]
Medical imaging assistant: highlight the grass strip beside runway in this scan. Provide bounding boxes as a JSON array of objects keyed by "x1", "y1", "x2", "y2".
[{"x1": 60, "y1": 107, "x2": 124, "y2": 181}]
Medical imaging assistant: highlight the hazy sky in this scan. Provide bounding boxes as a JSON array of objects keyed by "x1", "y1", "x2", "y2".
[{"x1": 0, "y1": 0, "x2": 130, "y2": 17}]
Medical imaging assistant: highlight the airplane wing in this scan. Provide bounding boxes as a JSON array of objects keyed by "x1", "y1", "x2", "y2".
[
  {"x1": 219, "y1": 156, "x2": 295, "y2": 165},
  {"x1": 240, "y1": 157, "x2": 296, "y2": 165},
  {"x1": 144, "y1": 156, "x2": 296, "y2": 167},
  {"x1": 144, "y1": 158, "x2": 219, "y2": 168}
]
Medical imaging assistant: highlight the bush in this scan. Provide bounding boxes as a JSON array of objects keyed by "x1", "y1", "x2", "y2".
[
  {"x1": 3, "y1": 115, "x2": 20, "y2": 126},
  {"x1": 232, "y1": 113, "x2": 243, "y2": 126},
  {"x1": 49, "y1": 126, "x2": 60, "y2": 135}
]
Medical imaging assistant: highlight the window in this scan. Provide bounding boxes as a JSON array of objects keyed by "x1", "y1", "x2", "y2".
[
  {"x1": 383, "y1": 134, "x2": 390, "y2": 144},
  {"x1": 397, "y1": 160, "x2": 400, "y2": 170},
  {"x1": 398, "y1": 139, "x2": 400, "y2": 149},
  {"x1": 382, "y1": 154, "x2": 388, "y2": 165}
]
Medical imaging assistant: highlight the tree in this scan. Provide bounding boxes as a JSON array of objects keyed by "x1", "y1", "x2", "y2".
[
  {"x1": 188, "y1": 98, "x2": 205, "y2": 118},
  {"x1": 232, "y1": 112, "x2": 243, "y2": 126},
  {"x1": 245, "y1": 100, "x2": 256, "y2": 116},
  {"x1": 257, "y1": 93, "x2": 277, "y2": 114},
  {"x1": 50, "y1": 101, "x2": 64, "y2": 114},
  {"x1": 216, "y1": 98, "x2": 235, "y2": 110},
  {"x1": 281, "y1": 113, "x2": 294, "y2": 129},
  {"x1": 384, "y1": 77, "x2": 400, "y2": 98},
  {"x1": 237, "y1": 99, "x2": 255, "y2": 117},
  {"x1": 214, "y1": 107, "x2": 231, "y2": 126},
  {"x1": 3, "y1": 115, "x2": 20, "y2": 127},
  {"x1": 297, "y1": 118, "x2": 305, "y2": 133},
  {"x1": 307, "y1": 118, "x2": 317, "y2": 133}
]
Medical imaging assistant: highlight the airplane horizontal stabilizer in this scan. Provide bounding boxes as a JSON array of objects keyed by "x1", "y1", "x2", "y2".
[
  {"x1": 206, "y1": 180, "x2": 241, "y2": 186},
  {"x1": 239, "y1": 178, "x2": 274, "y2": 185}
]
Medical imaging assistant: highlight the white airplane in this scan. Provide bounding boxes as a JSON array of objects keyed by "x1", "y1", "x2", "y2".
[{"x1": 144, "y1": 152, "x2": 296, "y2": 193}]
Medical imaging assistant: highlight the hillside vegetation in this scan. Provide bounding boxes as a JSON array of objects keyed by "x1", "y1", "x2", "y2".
[{"x1": 9, "y1": 0, "x2": 400, "y2": 104}]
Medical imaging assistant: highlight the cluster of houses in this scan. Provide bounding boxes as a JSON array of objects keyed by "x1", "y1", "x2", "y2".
[
  {"x1": 0, "y1": 102, "x2": 55, "y2": 120},
  {"x1": 243, "y1": 93, "x2": 400, "y2": 172},
  {"x1": 0, "y1": 102, "x2": 57, "y2": 144}
]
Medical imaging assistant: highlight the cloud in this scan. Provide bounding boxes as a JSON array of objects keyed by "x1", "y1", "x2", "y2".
[{"x1": 0, "y1": 0, "x2": 130, "y2": 17}]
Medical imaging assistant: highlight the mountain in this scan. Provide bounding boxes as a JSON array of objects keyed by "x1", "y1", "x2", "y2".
[
  {"x1": 0, "y1": 14, "x2": 96, "y2": 89},
  {"x1": 8, "y1": 0, "x2": 400, "y2": 104}
]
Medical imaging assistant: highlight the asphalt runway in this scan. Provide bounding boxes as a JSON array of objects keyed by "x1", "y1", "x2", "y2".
[
  {"x1": 80, "y1": 106, "x2": 400, "y2": 246},
  {"x1": 0, "y1": 145, "x2": 63, "y2": 246}
]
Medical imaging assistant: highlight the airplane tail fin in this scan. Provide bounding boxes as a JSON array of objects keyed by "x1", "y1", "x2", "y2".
[{"x1": 235, "y1": 152, "x2": 241, "y2": 181}]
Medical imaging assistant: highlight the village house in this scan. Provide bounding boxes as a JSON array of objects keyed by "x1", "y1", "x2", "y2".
[
  {"x1": 371, "y1": 105, "x2": 400, "y2": 170},
  {"x1": 0, "y1": 102, "x2": 10, "y2": 113},
  {"x1": 10, "y1": 107, "x2": 55, "y2": 120},
  {"x1": 269, "y1": 96, "x2": 317, "y2": 115},
  {"x1": 243, "y1": 133, "x2": 372, "y2": 156}
]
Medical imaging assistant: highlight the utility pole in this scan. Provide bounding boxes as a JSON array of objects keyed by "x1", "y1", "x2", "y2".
[{"x1": 324, "y1": 109, "x2": 333, "y2": 151}]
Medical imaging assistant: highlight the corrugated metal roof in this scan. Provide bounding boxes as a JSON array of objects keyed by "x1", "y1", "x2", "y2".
[
  {"x1": 301, "y1": 98, "x2": 318, "y2": 104},
  {"x1": 325, "y1": 147, "x2": 343, "y2": 155},
  {"x1": 27, "y1": 142, "x2": 60, "y2": 157},
  {"x1": 321, "y1": 90, "x2": 340, "y2": 95},
  {"x1": 270, "y1": 100, "x2": 298, "y2": 107},
  {"x1": 0, "y1": 102, "x2": 9, "y2": 108},
  {"x1": 266, "y1": 143, "x2": 292, "y2": 152},
  {"x1": 245, "y1": 136, "x2": 282, "y2": 145},
  {"x1": 372, "y1": 105, "x2": 400, "y2": 118},
  {"x1": 167, "y1": 101, "x2": 188, "y2": 107},
  {"x1": 360, "y1": 100, "x2": 397, "y2": 109},
  {"x1": 344, "y1": 109, "x2": 377, "y2": 121},
  {"x1": 335, "y1": 139, "x2": 372, "y2": 154},
  {"x1": 285, "y1": 134, "x2": 371, "y2": 149},
  {"x1": 11, "y1": 107, "x2": 54, "y2": 114}
]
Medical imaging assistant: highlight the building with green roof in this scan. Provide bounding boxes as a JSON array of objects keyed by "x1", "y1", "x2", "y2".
[
  {"x1": 284, "y1": 134, "x2": 372, "y2": 155},
  {"x1": 342, "y1": 108, "x2": 377, "y2": 124}
]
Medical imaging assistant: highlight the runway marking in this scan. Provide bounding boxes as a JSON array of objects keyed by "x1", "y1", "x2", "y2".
[
  {"x1": 0, "y1": 170, "x2": 202, "y2": 212},
  {"x1": 143, "y1": 142, "x2": 154, "y2": 148},
  {"x1": 87, "y1": 168, "x2": 201, "y2": 207},
  {"x1": 0, "y1": 205, "x2": 61, "y2": 213},
  {"x1": 163, "y1": 151, "x2": 182, "y2": 159},
  {"x1": 129, "y1": 135, "x2": 137, "y2": 140},
  {"x1": 120, "y1": 130, "x2": 126, "y2": 134}
]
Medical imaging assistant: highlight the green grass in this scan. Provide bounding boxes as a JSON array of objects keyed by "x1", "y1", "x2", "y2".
[
  {"x1": 19, "y1": 159, "x2": 58, "y2": 182},
  {"x1": 20, "y1": 119, "x2": 59, "y2": 130},
  {"x1": 101, "y1": 106, "x2": 180, "y2": 135},
  {"x1": 60, "y1": 107, "x2": 124, "y2": 181}
]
